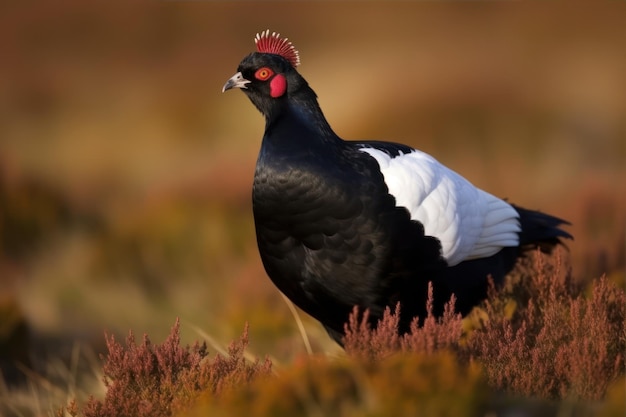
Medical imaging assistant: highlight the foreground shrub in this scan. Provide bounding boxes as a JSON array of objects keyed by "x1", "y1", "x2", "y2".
[
  {"x1": 341, "y1": 251, "x2": 625, "y2": 401},
  {"x1": 343, "y1": 283, "x2": 462, "y2": 360},
  {"x1": 190, "y1": 351, "x2": 487, "y2": 417},
  {"x1": 468, "y1": 254, "x2": 625, "y2": 400},
  {"x1": 66, "y1": 320, "x2": 271, "y2": 417},
  {"x1": 62, "y1": 252, "x2": 625, "y2": 416}
]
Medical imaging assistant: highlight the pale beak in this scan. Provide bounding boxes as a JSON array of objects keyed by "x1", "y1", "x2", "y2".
[{"x1": 222, "y1": 72, "x2": 251, "y2": 92}]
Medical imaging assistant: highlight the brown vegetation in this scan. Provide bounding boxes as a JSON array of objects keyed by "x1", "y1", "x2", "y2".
[
  {"x1": 343, "y1": 284, "x2": 462, "y2": 360},
  {"x1": 57, "y1": 252, "x2": 625, "y2": 417},
  {"x1": 196, "y1": 352, "x2": 487, "y2": 417},
  {"x1": 344, "y1": 252, "x2": 625, "y2": 402},
  {"x1": 62, "y1": 320, "x2": 271, "y2": 417},
  {"x1": 469, "y1": 254, "x2": 625, "y2": 400}
]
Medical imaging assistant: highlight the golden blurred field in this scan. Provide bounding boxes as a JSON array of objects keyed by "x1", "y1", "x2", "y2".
[{"x1": 1, "y1": 0, "x2": 625, "y2": 413}]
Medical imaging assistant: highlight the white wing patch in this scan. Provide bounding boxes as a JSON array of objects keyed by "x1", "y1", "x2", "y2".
[{"x1": 359, "y1": 147, "x2": 520, "y2": 266}]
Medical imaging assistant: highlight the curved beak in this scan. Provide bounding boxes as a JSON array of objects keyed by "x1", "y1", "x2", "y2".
[{"x1": 222, "y1": 72, "x2": 251, "y2": 92}]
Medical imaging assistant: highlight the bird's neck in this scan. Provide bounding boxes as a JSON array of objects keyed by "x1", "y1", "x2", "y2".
[{"x1": 264, "y1": 84, "x2": 338, "y2": 144}]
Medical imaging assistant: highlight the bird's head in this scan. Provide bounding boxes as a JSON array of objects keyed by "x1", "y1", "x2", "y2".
[{"x1": 222, "y1": 30, "x2": 309, "y2": 118}]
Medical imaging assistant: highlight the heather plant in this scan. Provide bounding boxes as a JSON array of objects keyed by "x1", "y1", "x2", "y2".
[
  {"x1": 342, "y1": 251, "x2": 625, "y2": 402},
  {"x1": 468, "y1": 252, "x2": 625, "y2": 400},
  {"x1": 56, "y1": 252, "x2": 625, "y2": 417},
  {"x1": 343, "y1": 282, "x2": 463, "y2": 360},
  {"x1": 66, "y1": 320, "x2": 272, "y2": 417}
]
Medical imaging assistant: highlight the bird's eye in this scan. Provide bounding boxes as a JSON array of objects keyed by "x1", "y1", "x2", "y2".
[{"x1": 255, "y1": 67, "x2": 274, "y2": 81}]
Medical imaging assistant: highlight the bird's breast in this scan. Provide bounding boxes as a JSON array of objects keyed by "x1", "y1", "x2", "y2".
[{"x1": 252, "y1": 151, "x2": 392, "y2": 289}]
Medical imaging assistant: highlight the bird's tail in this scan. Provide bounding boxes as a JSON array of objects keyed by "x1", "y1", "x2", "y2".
[{"x1": 513, "y1": 205, "x2": 573, "y2": 252}]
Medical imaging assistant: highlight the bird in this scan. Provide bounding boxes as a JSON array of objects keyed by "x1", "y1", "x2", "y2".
[{"x1": 222, "y1": 30, "x2": 572, "y2": 345}]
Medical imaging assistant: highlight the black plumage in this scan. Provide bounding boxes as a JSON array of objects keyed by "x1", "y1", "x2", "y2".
[{"x1": 222, "y1": 32, "x2": 572, "y2": 344}]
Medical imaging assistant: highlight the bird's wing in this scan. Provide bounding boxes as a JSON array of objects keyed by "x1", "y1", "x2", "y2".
[{"x1": 358, "y1": 145, "x2": 520, "y2": 266}]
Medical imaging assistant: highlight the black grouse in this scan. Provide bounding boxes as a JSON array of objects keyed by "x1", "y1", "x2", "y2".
[{"x1": 222, "y1": 30, "x2": 572, "y2": 344}]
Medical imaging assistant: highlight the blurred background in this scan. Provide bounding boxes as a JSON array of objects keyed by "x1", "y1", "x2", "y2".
[{"x1": 0, "y1": 0, "x2": 624, "y2": 410}]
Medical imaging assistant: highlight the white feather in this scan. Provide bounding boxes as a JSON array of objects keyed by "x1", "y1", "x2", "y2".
[{"x1": 359, "y1": 147, "x2": 520, "y2": 266}]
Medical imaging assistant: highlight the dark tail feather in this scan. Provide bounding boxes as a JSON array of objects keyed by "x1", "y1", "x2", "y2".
[{"x1": 513, "y1": 205, "x2": 573, "y2": 252}]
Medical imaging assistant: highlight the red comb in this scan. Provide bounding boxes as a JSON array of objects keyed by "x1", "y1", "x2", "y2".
[{"x1": 254, "y1": 30, "x2": 301, "y2": 68}]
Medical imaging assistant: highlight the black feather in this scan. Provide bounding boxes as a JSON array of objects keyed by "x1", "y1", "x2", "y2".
[
  {"x1": 224, "y1": 44, "x2": 573, "y2": 345},
  {"x1": 513, "y1": 205, "x2": 573, "y2": 249}
]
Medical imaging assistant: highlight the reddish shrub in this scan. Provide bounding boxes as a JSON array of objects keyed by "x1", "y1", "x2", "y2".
[
  {"x1": 343, "y1": 282, "x2": 463, "y2": 360},
  {"x1": 342, "y1": 251, "x2": 625, "y2": 401},
  {"x1": 468, "y1": 252, "x2": 625, "y2": 400},
  {"x1": 62, "y1": 252, "x2": 624, "y2": 417},
  {"x1": 69, "y1": 319, "x2": 271, "y2": 417}
]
